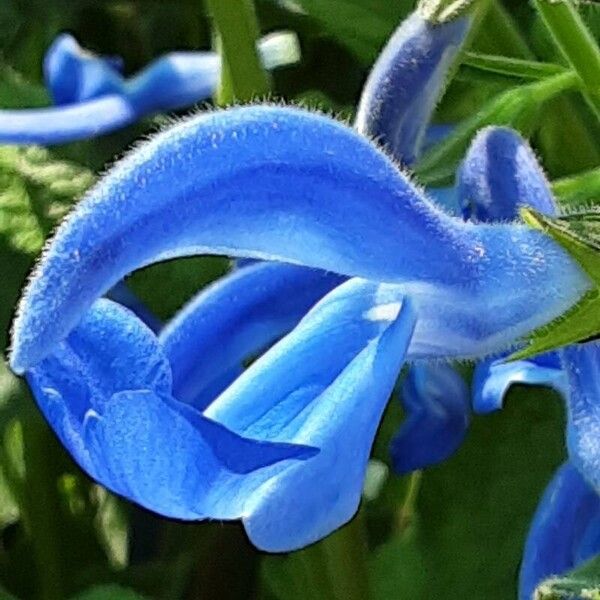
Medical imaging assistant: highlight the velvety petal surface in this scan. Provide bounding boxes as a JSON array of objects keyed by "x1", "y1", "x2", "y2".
[
  {"x1": 11, "y1": 105, "x2": 589, "y2": 371},
  {"x1": 391, "y1": 363, "x2": 469, "y2": 474},
  {"x1": 355, "y1": 12, "x2": 470, "y2": 164},
  {"x1": 26, "y1": 298, "x2": 172, "y2": 479},
  {"x1": 561, "y1": 342, "x2": 600, "y2": 492},
  {"x1": 458, "y1": 127, "x2": 556, "y2": 222},
  {"x1": 160, "y1": 262, "x2": 343, "y2": 408},
  {"x1": 472, "y1": 353, "x2": 566, "y2": 414},
  {"x1": 203, "y1": 278, "x2": 416, "y2": 550},
  {"x1": 519, "y1": 462, "x2": 600, "y2": 600}
]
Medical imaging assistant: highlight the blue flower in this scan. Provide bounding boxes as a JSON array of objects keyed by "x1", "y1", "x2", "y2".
[
  {"x1": 391, "y1": 363, "x2": 469, "y2": 474},
  {"x1": 9, "y1": 9, "x2": 591, "y2": 551},
  {"x1": 0, "y1": 31, "x2": 299, "y2": 145}
]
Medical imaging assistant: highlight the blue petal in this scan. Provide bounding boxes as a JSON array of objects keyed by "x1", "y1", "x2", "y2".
[
  {"x1": 472, "y1": 353, "x2": 567, "y2": 414},
  {"x1": 391, "y1": 363, "x2": 469, "y2": 474},
  {"x1": 160, "y1": 261, "x2": 342, "y2": 408},
  {"x1": 560, "y1": 342, "x2": 600, "y2": 492},
  {"x1": 43, "y1": 34, "x2": 125, "y2": 105},
  {"x1": 203, "y1": 278, "x2": 416, "y2": 550},
  {"x1": 84, "y1": 389, "x2": 317, "y2": 519},
  {"x1": 0, "y1": 96, "x2": 138, "y2": 145},
  {"x1": 355, "y1": 12, "x2": 470, "y2": 164},
  {"x1": 25, "y1": 298, "x2": 172, "y2": 478},
  {"x1": 519, "y1": 462, "x2": 600, "y2": 600},
  {"x1": 458, "y1": 127, "x2": 557, "y2": 222},
  {"x1": 27, "y1": 297, "x2": 315, "y2": 516},
  {"x1": 11, "y1": 106, "x2": 589, "y2": 371}
]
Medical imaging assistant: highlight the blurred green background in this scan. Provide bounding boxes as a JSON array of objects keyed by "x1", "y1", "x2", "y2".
[{"x1": 1, "y1": 1, "x2": 600, "y2": 598}]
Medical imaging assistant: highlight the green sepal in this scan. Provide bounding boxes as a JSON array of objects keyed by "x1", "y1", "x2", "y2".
[
  {"x1": 535, "y1": 554, "x2": 600, "y2": 600},
  {"x1": 418, "y1": 0, "x2": 477, "y2": 24},
  {"x1": 511, "y1": 207, "x2": 600, "y2": 359}
]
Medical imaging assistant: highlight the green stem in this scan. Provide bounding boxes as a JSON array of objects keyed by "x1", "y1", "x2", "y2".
[
  {"x1": 530, "y1": 69, "x2": 580, "y2": 102},
  {"x1": 534, "y1": 0, "x2": 600, "y2": 119},
  {"x1": 397, "y1": 472, "x2": 422, "y2": 534},
  {"x1": 204, "y1": 0, "x2": 270, "y2": 105},
  {"x1": 21, "y1": 406, "x2": 64, "y2": 600}
]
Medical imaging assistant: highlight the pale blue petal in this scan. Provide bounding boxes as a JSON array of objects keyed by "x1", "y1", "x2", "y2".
[
  {"x1": 160, "y1": 261, "x2": 342, "y2": 407},
  {"x1": 560, "y1": 342, "x2": 600, "y2": 493},
  {"x1": 473, "y1": 353, "x2": 567, "y2": 414},
  {"x1": 355, "y1": 12, "x2": 470, "y2": 164},
  {"x1": 0, "y1": 96, "x2": 137, "y2": 145},
  {"x1": 203, "y1": 278, "x2": 416, "y2": 550},
  {"x1": 391, "y1": 363, "x2": 469, "y2": 474},
  {"x1": 25, "y1": 298, "x2": 172, "y2": 480},
  {"x1": 11, "y1": 106, "x2": 589, "y2": 371},
  {"x1": 84, "y1": 389, "x2": 317, "y2": 519},
  {"x1": 519, "y1": 462, "x2": 600, "y2": 600},
  {"x1": 26, "y1": 297, "x2": 315, "y2": 515},
  {"x1": 458, "y1": 127, "x2": 556, "y2": 222}
]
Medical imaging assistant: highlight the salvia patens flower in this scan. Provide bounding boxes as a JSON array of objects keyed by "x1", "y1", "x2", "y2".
[
  {"x1": 9, "y1": 8, "x2": 592, "y2": 551},
  {"x1": 0, "y1": 31, "x2": 299, "y2": 145},
  {"x1": 10, "y1": 104, "x2": 590, "y2": 549}
]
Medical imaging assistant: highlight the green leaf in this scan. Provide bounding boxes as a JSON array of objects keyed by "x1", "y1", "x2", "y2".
[
  {"x1": 205, "y1": 0, "x2": 271, "y2": 104},
  {"x1": 0, "y1": 146, "x2": 94, "y2": 254},
  {"x1": 534, "y1": 0, "x2": 600, "y2": 120},
  {"x1": 461, "y1": 52, "x2": 566, "y2": 81},
  {"x1": 0, "y1": 64, "x2": 49, "y2": 109},
  {"x1": 70, "y1": 585, "x2": 147, "y2": 600},
  {"x1": 535, "y1": 554, "x2": 600, "y2": 600},
  {"x1": 512, "y1": 207, "x2": 600, "y2": 359},
  {"x1": 415, "y1": 71, "x2": 579, "y2": 186},
  {"x1": 553, "y1": 168, "x2": 600, "y2": 208}
]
